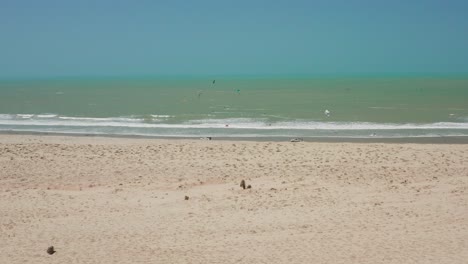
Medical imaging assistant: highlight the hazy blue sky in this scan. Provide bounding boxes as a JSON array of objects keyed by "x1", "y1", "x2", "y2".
[{"x1": 1, "y1": 0, "x2": 467, "y2": 78}]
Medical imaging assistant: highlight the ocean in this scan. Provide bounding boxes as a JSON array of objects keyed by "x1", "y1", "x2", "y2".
[{"x1": 1, "y1": 76, "x2": 467, "y2": 139}]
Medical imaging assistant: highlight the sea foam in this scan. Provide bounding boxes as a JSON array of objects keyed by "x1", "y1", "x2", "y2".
[{"x1": 0, "y1": 114, "x2": 468, "y2": 140}]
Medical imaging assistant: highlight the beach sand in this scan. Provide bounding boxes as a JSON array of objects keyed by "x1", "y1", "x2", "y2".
[{"x1": 1, "y1": 135, "x2": 467, "y2": 263}]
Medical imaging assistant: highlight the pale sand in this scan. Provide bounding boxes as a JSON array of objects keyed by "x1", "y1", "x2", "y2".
[{"x1": 1, "y1": 135, "x2": 467, "y2": 264}]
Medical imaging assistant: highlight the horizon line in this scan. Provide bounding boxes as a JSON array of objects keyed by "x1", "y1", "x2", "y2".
[{"x1": 2, "y1": 72, "x2": 468, "y2": 81}]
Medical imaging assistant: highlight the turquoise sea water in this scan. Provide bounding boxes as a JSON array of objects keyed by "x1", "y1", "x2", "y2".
[{"x1": 0, "y1": 76, "x2": 467, "y2": 138}]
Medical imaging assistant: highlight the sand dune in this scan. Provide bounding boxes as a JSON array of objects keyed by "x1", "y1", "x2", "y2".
[{"x1": 1, "y1": 135, "x2": 467, "y2": 263}]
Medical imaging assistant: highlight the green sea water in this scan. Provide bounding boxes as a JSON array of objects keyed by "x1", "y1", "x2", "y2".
[{"x1": 1, "y1": 76, "x2": 467, "y2": 138}]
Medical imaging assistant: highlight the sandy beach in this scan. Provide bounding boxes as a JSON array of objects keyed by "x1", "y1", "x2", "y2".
[{"x1": 1, "y1": 134, "x2": 467, "y2": 263}]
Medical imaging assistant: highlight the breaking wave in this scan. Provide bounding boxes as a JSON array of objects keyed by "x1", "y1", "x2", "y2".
[{"x1": 1, "y1": 114, "x2": 468, "y2": 138}]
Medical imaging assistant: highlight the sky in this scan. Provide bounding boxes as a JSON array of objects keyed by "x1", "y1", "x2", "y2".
[{"x1": 1, "y1": 0, "x2": 468, "y2": 78}]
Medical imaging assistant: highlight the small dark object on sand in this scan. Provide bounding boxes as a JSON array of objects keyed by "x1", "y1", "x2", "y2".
[
  {"x1": 240, "y1": 180, "x2": 246, "y2": 189},
  {"x1": 185, "y1": 195, "x2": 189, "y2": 200},
  {"x1": 290, "y1": 138, "x2": 303, "y2": 142},
  {"x1": 247, "y1": 185, "x2": 252, "y2": 189},
  {"x1": 47, "y1": 246, "x2": 56, "y2": 255}
]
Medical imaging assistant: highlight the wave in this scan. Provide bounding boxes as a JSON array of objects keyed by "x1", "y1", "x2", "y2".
[
  {"x1": 37, "y1": 114, "x2": 58, "y2": 118},
  {"x1": 58, "y1": 116, "x2": 143, "y2": 122},
  {"x1": 17, "y1": 114, "x2": 35, "y2": 119},
  {"x1": 0, "y1": 114, "x2": 468, "y2": 131}
]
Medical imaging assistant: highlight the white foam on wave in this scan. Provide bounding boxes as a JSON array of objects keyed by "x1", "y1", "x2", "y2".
[
  {"x1": 150, "y1": 114, "x2": 171, "y2": 119},
  {"x1": 4, "y1": 114, "x2": 59, "y2": 119},
  {"x1": 272, "y1": 121, "x2": 468, "y2": 130},
  {"x1": 186, "y1": 118, "x2": 468, "y2": 130},
  {"x1": 149, "y1": 115, "x2": 171, "y2": 122},
  {"x1": 58, "y1": 116, "x2": 142, "y2": 122},
  {"x1": 37, "y1": 114, "x2": 58, "y2": 118},
  {"x1": 186, "y1": 118, "x2": 268, "y2": 128},
  {"x1": 17, "y1": 114, "x2": 34, "y2": 119},
  {"x1": 1, "y1": 115, "x2": 468, "y2": 131},
  {"x1": 0, "y1": 114, "x2": 13, "y2": 120}
]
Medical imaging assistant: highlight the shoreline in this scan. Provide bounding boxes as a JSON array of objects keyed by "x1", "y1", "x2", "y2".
[{"x1": 1, "y1": 130, "x2": 468, "y2": 144}]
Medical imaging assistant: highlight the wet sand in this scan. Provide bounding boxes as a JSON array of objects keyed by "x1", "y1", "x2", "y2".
[{"x1": 1, "y1": 134, "x2": 467, "y2": 263}]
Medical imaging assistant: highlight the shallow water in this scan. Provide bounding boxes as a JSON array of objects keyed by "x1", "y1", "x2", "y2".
[{"x1": 1, "y1": 76, "x2": 467, "y2": 138}]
